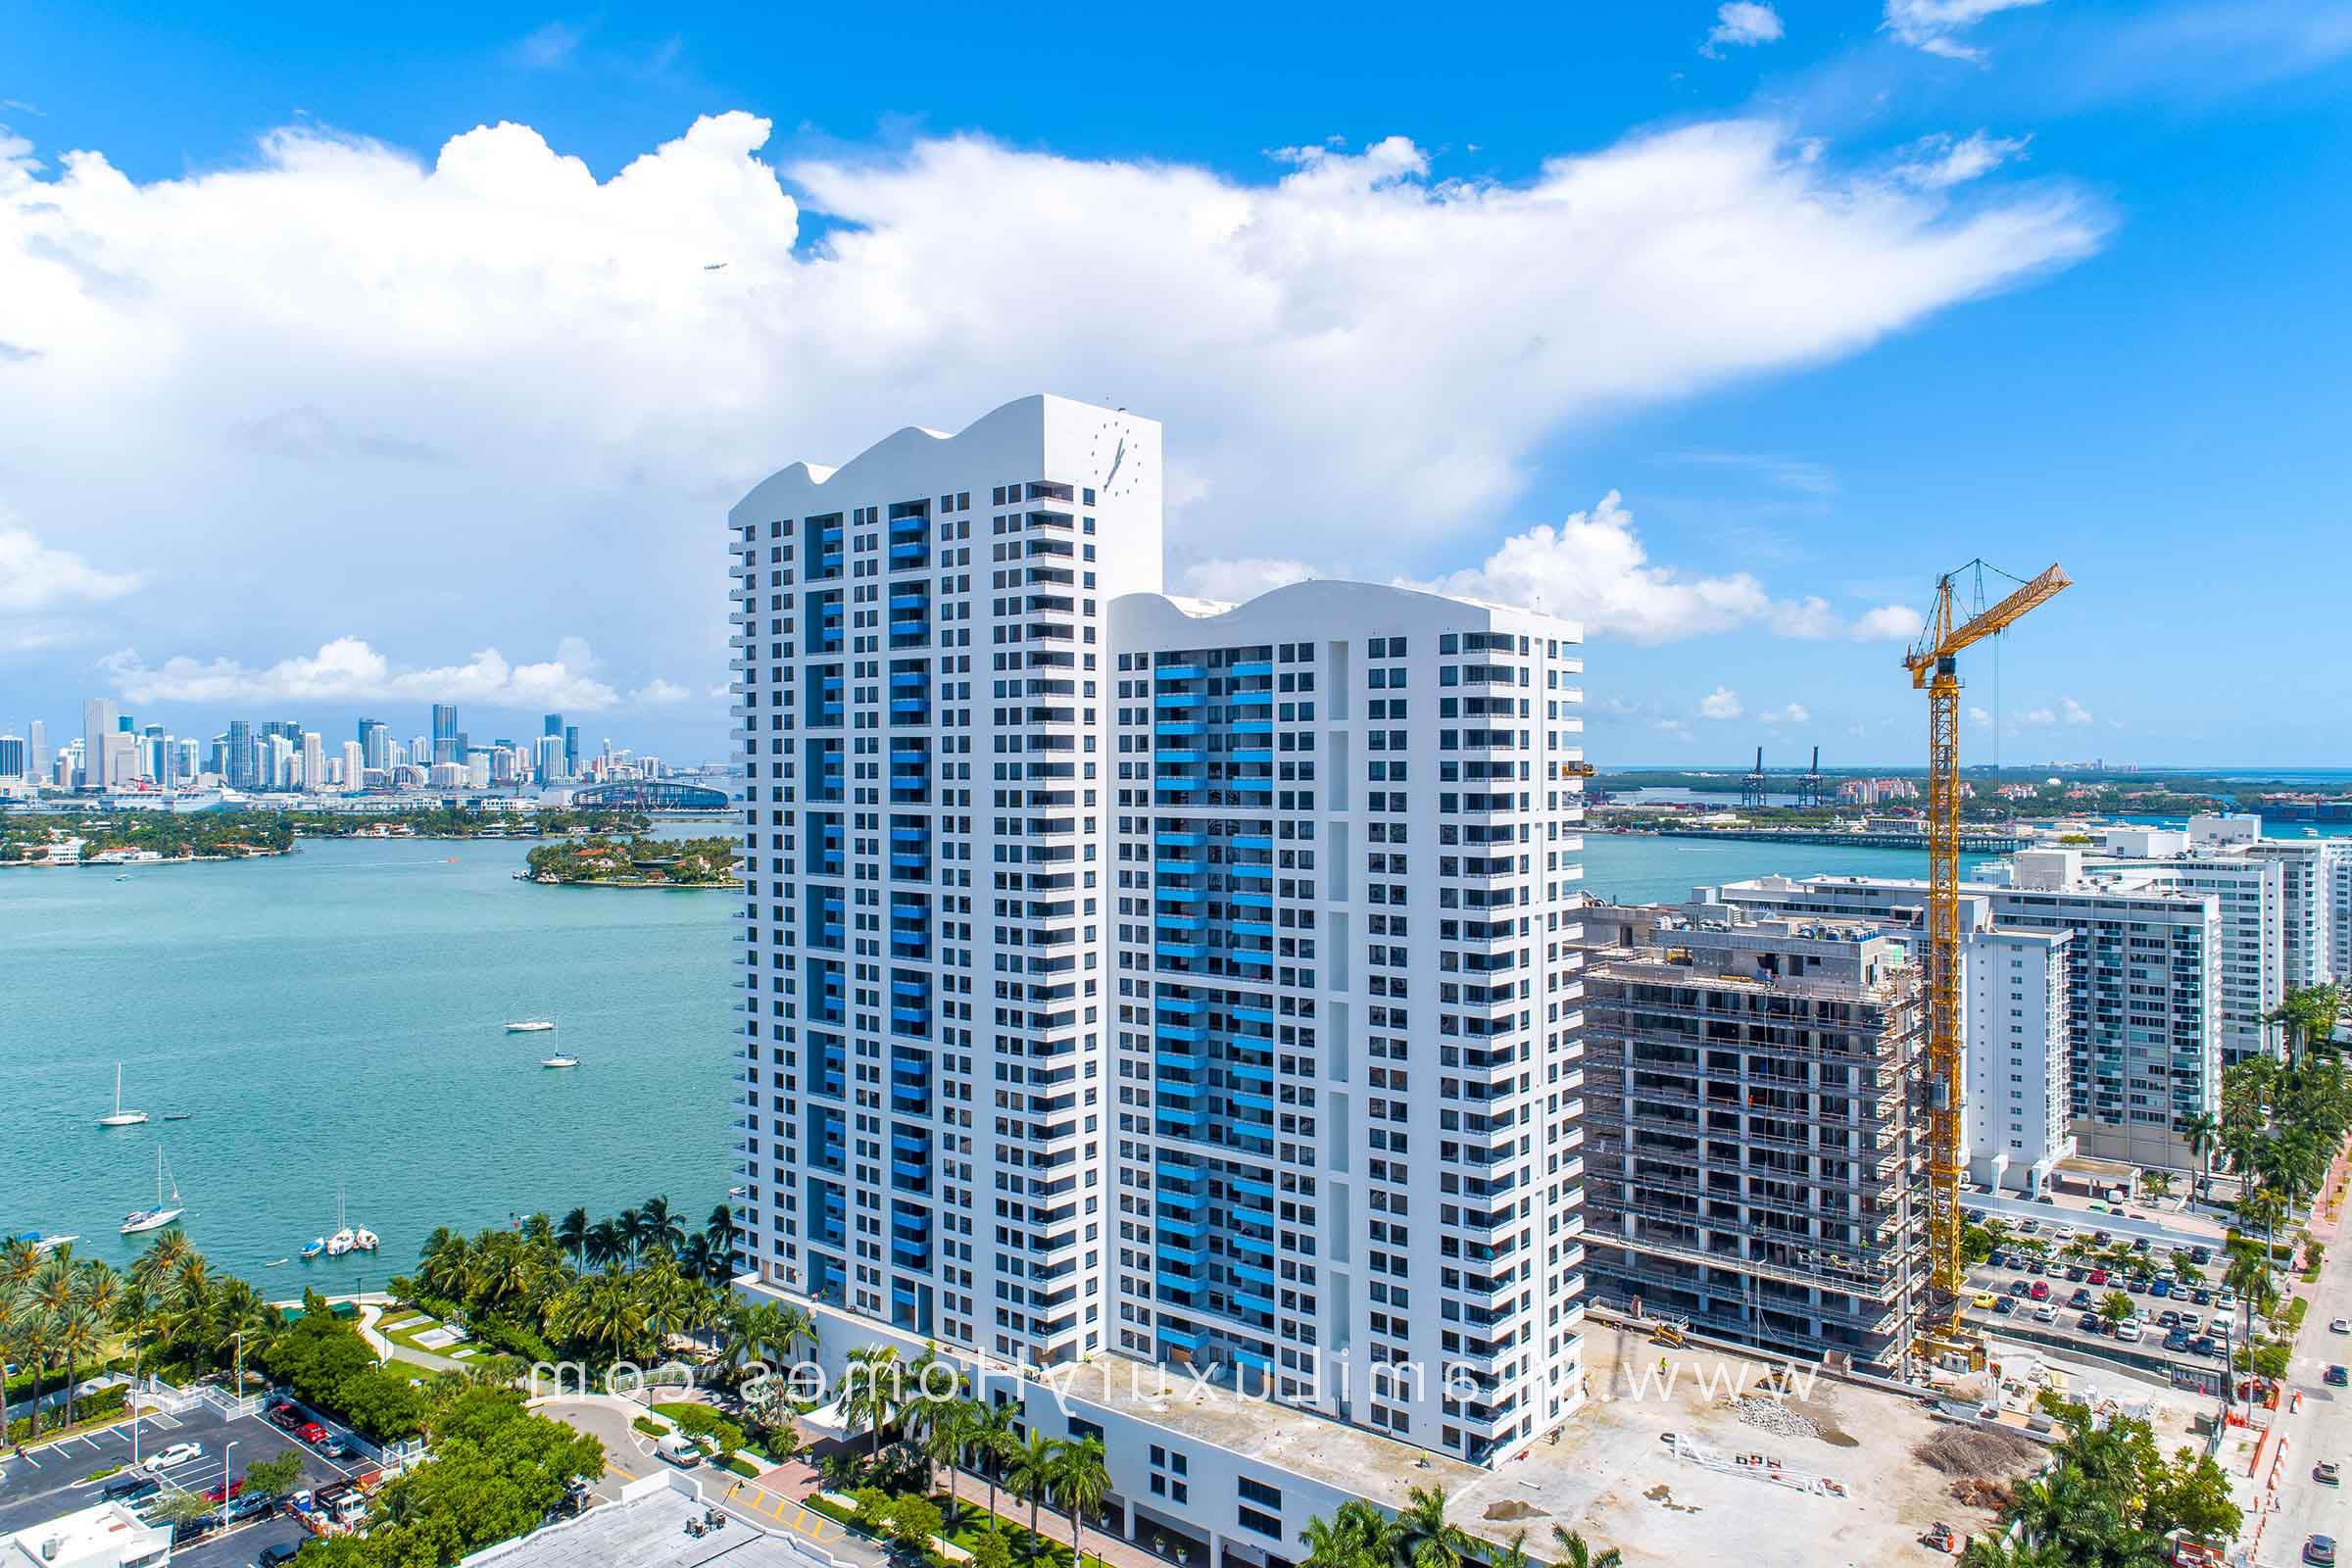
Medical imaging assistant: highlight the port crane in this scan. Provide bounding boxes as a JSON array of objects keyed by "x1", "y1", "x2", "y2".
[{"x1": 1903, "y1": 561, "x2": 2071, "y2": 1369}]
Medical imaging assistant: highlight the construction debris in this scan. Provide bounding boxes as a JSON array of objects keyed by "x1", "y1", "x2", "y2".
[
  {"x1": 1731, "y1": 1396, "x2": 1821, "y2": 1441},
  {"x1": 1912, "y1": 1426, "x2": 2042, "y2": 1479}
]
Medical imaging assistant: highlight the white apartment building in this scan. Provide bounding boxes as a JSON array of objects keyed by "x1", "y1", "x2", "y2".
[
  {"x1": 1108, "y1": 584, "x2": 1589, "y2": 1463},
  {"x1": 2241, "y1": 836, "x2": 2348, "y2": 990},
  {"x1": 1964, "y1": 926, "x2": 2074, "y2": 1196},
  {"x1": 1719, "y1": 855, "x2": 2222, "y2": 1171},
  {"x1": 727, "y1": 397, "x2": 1592, "y2": 1558},
  {"x1": 2079, "y1": 854, "x2": 2279, "y2": 1067}
]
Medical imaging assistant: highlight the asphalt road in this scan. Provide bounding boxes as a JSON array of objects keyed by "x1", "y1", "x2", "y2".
[
  {"x1": 0, "y1": 1397, "x2": 366, "y2": 1562},
  {"x1": 538, "y1": 1397, "x2": 661, "y2": 1503},
  {"x1": 2264, "y1": 1205, "x2": 2352, "y2": 1566}
]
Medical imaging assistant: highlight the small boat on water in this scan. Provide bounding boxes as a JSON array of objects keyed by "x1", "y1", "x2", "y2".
[
  {"x1": 163, "y1": 1111, "x2": 192, "y2": 1121},
  {"x1": 96, "y1": 1062, "x2": 149, "y2": 1127},
  {"x1": 121, "y1": 1147, "x2": 186, "y2": 1235},
  {"x1": 325, "y1": 1183, "x2": 356, "y2": 1255},
  {"x1": 505, "y1": 1019, "x2": 556, "y2": 1034},
  {"x1": 300, "y1": 1237, "x2": 325, "y2": 1260},
  {"x1": 265, "y1": 1257, "x2": 289, "y2": 1268},
  {"x1": 540, "y1": 1052, "x2": 579, "y2": 1069},
  {"x1": 354, "y1": 1228, "x2": 379, "y2": 1252},
  {"x1": 8, "y1": 1232, "x2": 78, "y2": 1255}
]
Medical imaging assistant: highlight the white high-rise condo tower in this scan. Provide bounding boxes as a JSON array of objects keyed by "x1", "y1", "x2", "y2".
[{"x1": 730, "y1": 398, "x2": 1592, "y2": 1544}]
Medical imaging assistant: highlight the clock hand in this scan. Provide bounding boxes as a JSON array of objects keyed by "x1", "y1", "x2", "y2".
[{"x1": 1106, "y1": 437, "x2": 1124, "y2": 488}]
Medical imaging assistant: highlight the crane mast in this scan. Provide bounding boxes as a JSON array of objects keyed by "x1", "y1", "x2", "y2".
[{"x1": 1903, "y1": 562, "x2": 2071, "y2": 1367}]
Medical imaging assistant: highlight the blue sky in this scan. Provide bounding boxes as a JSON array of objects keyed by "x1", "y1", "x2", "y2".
[{"x1": 3, "y1": 0, "x2": 2349, "y2": 766}]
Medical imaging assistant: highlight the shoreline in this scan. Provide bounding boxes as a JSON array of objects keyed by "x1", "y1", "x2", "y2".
[
  {"x1": 521, "y1": 876, "x2": 742, "y2": 890},
  {"x1": 0, "y1": 846, "x2": 295, "y2": 870}
]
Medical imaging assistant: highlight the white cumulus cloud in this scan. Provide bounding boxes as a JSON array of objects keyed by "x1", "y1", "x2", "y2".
[
  {"x1": 1758, "y1": 702, "x2": 1810, "y2": 724},
  {"x1": 632, "y1": 677, "x2": 693, "y2": 706},
  {"x1": 0, "y1": 110, "x2": 2109, "y2": 721},
  {"x1": 1177, "y1": 558, "x2": 1319, "y2": 604},
  {"x1": 0, "y1": 514, "x2": 140, "y2": 613},
  {"x1": 2061, "y1": 695, "x2": 2093, "y2": 724},
  {"x1": 1851, "y1": 604, "x2": 1927, "y2": 642},
  {"x1": 1968, "y1": 705, "x2": 1992, "y2": 726},
  {"x1": 1883, "y1": 0, "x2": 2047, "y2": 61},
  {"x1": 1698, "y1": 686, "x2": 1745, "y2": 720},
  {"x1": 98, "y1": 636, "x2": 623, "y2": 710},
  {"x1": 1705, "y1": 2, "x2": 1787, "y2": 55},
  {"x1": 1894, "y1": 131, "x2": 2033, "y2": 190}
]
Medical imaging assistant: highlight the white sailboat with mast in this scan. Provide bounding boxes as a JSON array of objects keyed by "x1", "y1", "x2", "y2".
[
  {"x1": 96, "y1": 1062, "x2": 149, "y2": 1127},
  {"x1": 325, "y1": 1182, "x2": 357, "y2": 1256},
  {"x1": 120, "y1": 1147, "x2": 184, "y2": 1235}
]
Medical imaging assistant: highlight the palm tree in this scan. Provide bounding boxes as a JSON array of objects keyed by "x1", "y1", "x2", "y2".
[
  {"x1": 1005, "y1": 1432, "x2": 1057, "y2": 1554},
  {"x1": 418, "y1": 1230, "x2": 471, "y2": 1302},
  {"x1": 127, "y1": 1229, "x2": 191, "y2": 1294},
  {"x1": 0, "y1": 1237, "x2": 41, "y2": 1295},
  {"x1": 520, "y1": 1211, "x2": 553, "y2": 1245},
  {"x1": 552, "y1": 1267, "x2": 648, "y2": 1362},
  {"x1": 0, "y1": 1293, "x2": 29, "y2": 1443},
  {"x1": 1392, "y1": 1488, "x2": 1474, "y2": 1568},
  {"x1": 72, "y1": 1259, "x2": 122, "y2": 1327},
  {"x1": 2097, "y1": 1291, "x2": 2135, "y2": 1329},
  {"x1": 557, "y1": 1207, "x2": 591, "y2": 1273},
  {"x1": 114, "y1": 1279, "x2": 163, "y2": 1384},
  {"x1": 616, "y1": 1206, "x2": 648, "y2": 1266},
  {"x1": 52, "y1": 1302, "x2": 105, "y2": 1431},
  {"x1": 973, "y1": 1397, "x2": 1021, "y2": 1527},
  {"x1": 638, "y1": 1196, "x2": 687, "y2": 1258},
  {"x1": 1051, "y1": 1436, "x2": 1109, "y2": 1568},
  {"x1": 679, "y1": 1233, "x2": 717, "y2": 1286},
  {"x1": 926, "y1": 1396, "x2": 976, "y2": 1526},
  {"x1": 584, "y1": 1218, "x2": 624, "y2": 1272},
  {"x1": 1302, "y1": 1501, "x2": 1396, "y2": 1568},
  {"x1": 2180, "y1": 1112, "x2": 2220, "y2": 1200},
  {"x1": 842, "y1": 1345, "x2": 905, "y2": 1452},
  {"x1": 706, "y1": 1201, "x2": 739, "y2": 1256},
  {"x1": 1545, "y1": 1528, "x2": 1622, "y2": 1568},
  {"x1": 1491, "y1": 1531, "x2": 1531, "y2": 1568}
]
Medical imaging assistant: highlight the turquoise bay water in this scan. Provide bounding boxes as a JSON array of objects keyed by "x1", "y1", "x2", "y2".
[
  {"x1": 0, "y1": 833, "x2": 734, "y2": 1291},
  {"x1": 0, "y1": 824, "x2": 1982, "y2": 1290}
]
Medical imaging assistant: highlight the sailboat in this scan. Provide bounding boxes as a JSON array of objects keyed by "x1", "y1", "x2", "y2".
[
  {"x1": 121, "y1": 1147, "x2": 185, "y2": 1235},
  {"x1": 325, "y1": 1183, "x2": 357, "y2": 1256},
  {"x1": 538, "y1": 1021, "x2": 577, "y2": 1069},
  {"x1": 96, "y1": 1063, "x2": 149, "y2": 1127}
]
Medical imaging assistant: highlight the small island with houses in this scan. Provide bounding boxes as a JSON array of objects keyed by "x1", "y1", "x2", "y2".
[{"x1": 520, "y1": 834, "x2": 741, "y2": 889}]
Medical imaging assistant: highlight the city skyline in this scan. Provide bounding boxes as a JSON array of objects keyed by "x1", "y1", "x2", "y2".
[{"x1": 6, "y1": 4, "x2": 2352, "y2": 763}]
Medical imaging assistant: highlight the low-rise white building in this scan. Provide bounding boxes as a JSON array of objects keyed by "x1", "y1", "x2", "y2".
[
  {"x1": 0, "y1": 1501, "x2": 172, "y2": 1568},
  {"x1": 1964, "y1": 926, "x2": 2074, "y2": 1196}
]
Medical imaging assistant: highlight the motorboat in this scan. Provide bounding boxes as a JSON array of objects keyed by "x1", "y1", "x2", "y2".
[
  {"x1": 8, "y1": 1232, "x2": 78, "y2": 1254},
  {"x1": 353, "y1": 1228, "x2": 379, "y2": 1252},
  {"x1": 96, "y1": 1062, "x2": 149, "y2": 1127},
  {"x1": 300, "y1": 1237, "x2": 325, "y2": 1260},
  {"x1": 505, "y1": 1019, "x2": 557, "y2": 1034},
  {"x1": 120, "y1": 1147, "x2": 186, "y2": 1235}
]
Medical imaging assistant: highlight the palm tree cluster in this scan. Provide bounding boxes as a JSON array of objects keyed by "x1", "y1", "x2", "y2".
[
  {"x1": 0, "y1": 1229, "x2": 273, "y2": 1440},
  {"x1": 1298, "y1": 1489, "x2": 1622, "y2": 1568},
  {"x1": 1958, "y1": 1404, "x2": 2237, "y2": 1567},
  {"x1": 816, "y1": 1344, "x2": 1112, "y2": 1566},
  {"x1": 405, "y1": 1196, "x2": 740, "y2": 1370},
  {"x1": 2200, "y1": 1042, "x2": 2352, "y2": 1359}
]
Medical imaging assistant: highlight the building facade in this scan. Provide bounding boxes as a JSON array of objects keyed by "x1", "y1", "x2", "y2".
[
  {"x1": 1573, "y1": 900, "x2": 1929, "y2": 1376},
  {"x1": 1718, "y1": 858, "x2": 2222, "y2": 1171},
  {"x1": 1963, "y1": 925, "x2": 2074, "y2": 1196},
  {"x1": 1107, "y1": 584, "x2": 1589, "y2": 1462},
  {"x1": 729, "y1": 397, "x2": 1591, "y2": 1499}
]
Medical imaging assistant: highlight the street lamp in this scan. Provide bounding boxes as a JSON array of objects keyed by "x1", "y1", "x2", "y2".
[
  {"x1": 221, "y1": 1439, "x2": 239, "y2": 1532},
  {"x1": 231, "y1": 1331, "x2": 245, "y2": 1403}
]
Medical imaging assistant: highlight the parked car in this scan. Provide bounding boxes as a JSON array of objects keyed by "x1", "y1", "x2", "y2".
[
  {"x1": 2158, "y1": 1309, "x2": 2181, "y2": 1328},
  {"x1": 2330, "y1": 1318, "x2": 2349, "y2": 1335},
  {"x1": 2030, "y1": 1280, "x2": 2050, "y2": 1300},
  {"x1": 1994, "y1": 1297, "x2": 2018, "y2": 1316},
  {"x1": 2164, "y1": 1330, "x2": 2192, "y2": 1352},
  {"x1": 2192, "y1": 1336, "x2": 2219, "y2": 1357},
  {"x1": 297, "y1": 1421, "x2": 329, "y2": 1445},
  {"x1": 2116, "y1": 1320, "x2": 2143, "y2": 1343},
  {"x1": 2034, "y1": 1303, "x2": 2058, "y2": 1324},
  {"x1": 2305, "y1": 1534, "x2": 2335, "y2": 1567},
  {"x1": 2193, "y1": 1289, "x2": 2213, "y2": 1305},
  {"x1": 2326, "y1": 1366, "x2": 2348, "y2": 1388},
  {"x1": 203, "y1": 1480, "x2": 246, "y2": 1505},
  {"x1": 2070, "y1": 1289, "x2": 2093, "y2": 1308},
  {"x1": 101, "y1": 1473, "x2": 160, "y2": 1502},
  {"x1": 2189, "y1": 1245, "x2": 2211, "y2": 1263},
  {"x1": 2088, "y1": 1269, "x2": 2109, "y2": 1286},
  {"x1": 148, "y1": 1442, "x2": 203, "y2": 1469},
  {"x1": 269, "y1": 1405, "x2": 303, "y2": 1432},
  {"x1": 2315, "y1": 1461, "x2": 2340, "y2": 1488},
  {"x1": 321, "y1": 1436, "x2": 355, "y2": 1459},
  {"x1": 259, "y1": 1544, "x2": 305, "y2": 1566},
  {"x1": 2079, "y1": 1312, "x2": 2103, "y2": 1332},
  {"x1": 2009, "y1": 1281, "x2": 2031, "y2": 1298},
  {"x1": 2151, "y1": 1280, "x2": 2173, "y2": 1298}
]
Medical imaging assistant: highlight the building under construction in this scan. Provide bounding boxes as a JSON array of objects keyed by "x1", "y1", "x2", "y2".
[{"x1": 1575, "y1": 894, "x2": 1933, "y2": 1376}]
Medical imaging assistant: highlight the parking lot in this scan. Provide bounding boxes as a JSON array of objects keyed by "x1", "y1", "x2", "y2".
[
  {"x1": 1957, "y1": 1242, "x2": 2250, "y2": 1386},
  {"x1": 0, "y1": 1395, "x2": 370, "y2": 1566}
]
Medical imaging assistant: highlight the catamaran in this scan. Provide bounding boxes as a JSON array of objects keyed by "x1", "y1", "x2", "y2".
[
  {"x1": 325, "y1": 1182, "x2": 357, "y2": 1256},
  {"x1": 96, "y1": 1062, "x2": 149, "y2": 1127},
  {"x1": 121, "y1": 1147, "x2": 185, "y2": 1235}
]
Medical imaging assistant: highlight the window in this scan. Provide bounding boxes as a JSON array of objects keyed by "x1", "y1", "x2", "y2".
[{"x1": 1238, "y1": 1506, "x2": 1282, "y2": 1539}]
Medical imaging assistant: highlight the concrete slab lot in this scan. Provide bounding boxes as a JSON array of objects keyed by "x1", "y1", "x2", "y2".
[{"x1": 0, "y1": 1398, "x2": 368, "y2": 1567}]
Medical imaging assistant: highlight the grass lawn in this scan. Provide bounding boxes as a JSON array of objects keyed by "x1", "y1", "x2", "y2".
[{"x1": 377, "y1": 1310, "x2": 474, "y2": 1358}]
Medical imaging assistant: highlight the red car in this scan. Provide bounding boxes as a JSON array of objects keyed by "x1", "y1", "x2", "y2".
[
  {"x1": 2087, "y1": 1269, "x2": 2108, "y2": 1285},
  {"x1": 297, "y1": 1421, "x2": 329, "y2": 1445},
  {"x1": 203, "y1": 1479, "x2": 246, "y2": 1504},
  {"x1": 2030, "y1": 1280, "x2": 2050, "y2": 1301}
]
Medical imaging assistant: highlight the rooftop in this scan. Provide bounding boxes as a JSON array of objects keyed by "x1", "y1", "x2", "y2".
[
  {"x1": 480, "y1": 1489, "x2": 809, "y2": 1568},
  {"x1": 1, "y1": 1501, "x2": 168, "y2": 1568}
]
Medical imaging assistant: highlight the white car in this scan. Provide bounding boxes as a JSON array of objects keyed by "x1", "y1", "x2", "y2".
[
  {"x1": 145, "y1": 1441, "x2": 202, "y2": 1469},
  {"x1": 2330, "y1": 1318, "x2": 2349, "y2": 1335}
]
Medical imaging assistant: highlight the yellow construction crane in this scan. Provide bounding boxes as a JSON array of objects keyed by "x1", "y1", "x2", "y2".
[{"x1": 1903, "y1": 561, "x2": 2071, "y2": 1370}]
